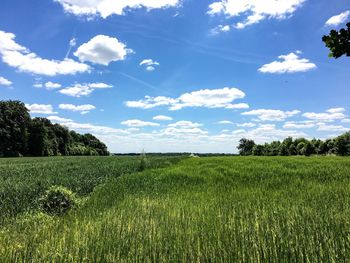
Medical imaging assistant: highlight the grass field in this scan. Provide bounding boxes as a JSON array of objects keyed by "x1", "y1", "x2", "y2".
[{"x1": 1, "y1": 156, "x2": 350, "y2": 262}]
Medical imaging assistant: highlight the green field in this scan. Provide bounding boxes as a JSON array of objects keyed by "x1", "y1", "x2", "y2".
[{"x1": 1, "y1": 156, "x2": 350, "y2": 262}]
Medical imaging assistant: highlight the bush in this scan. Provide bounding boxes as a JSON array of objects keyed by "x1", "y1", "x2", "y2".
[
  {"x1": 39, "y1": 186, "x2": 77, "y2": 216},
  {"x1": 139, "y1": 150, "x2": 149, "y2": 171}
]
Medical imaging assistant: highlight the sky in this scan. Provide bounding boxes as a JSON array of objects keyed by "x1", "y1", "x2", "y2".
[{"x1": 0, "y1": 0, "x2": 349, "y2": 153}]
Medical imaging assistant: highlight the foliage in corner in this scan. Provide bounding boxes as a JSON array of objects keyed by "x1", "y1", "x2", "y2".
[{"x1": 322, "y1": 22, "x2": 350, "y2": 58}]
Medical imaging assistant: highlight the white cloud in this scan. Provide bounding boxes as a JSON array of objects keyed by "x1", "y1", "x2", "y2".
[
  {"x1": 125, "y1": 87, "x2": 248, "y2": 111},
  {"x1": 341, "y1": 119, "x2": 350, "y2": 123},
  {"x1": 125, "y1": 96, "x2": 178, "y2": 109},
  {"x1": 59, "y1": 104, "x2": 96, "y2": 114},
  {"x1": 325, "y1": 10, "x2": 350, "y2": 27},
  {"x1": 69, "y1": 38, "x2": 77, "y2": 47},
  {"x1": 61, "y1": 121, "x2": 128, "y2": 135},
  {"x1": 45, "y1": 81, "x2": 62, "y2": 89},
  {"x1": 283, "y1": 121, "x2": 316, "y2": 129},
  {"x1": 47, "y1": 116, "x2": 73, "y2": 123},
  {"x1": 242, "y1": 109, "x2": 300, "y2": 121},
  {"x1": 140, "y1": 59, "x2": 160, "y2": 71},
  {"x1": 74, "y1": 35, "x2": 133, "y2": 66},
  {"x1": 258, "y1": 52, "x2": 316, "y2": 74},
  {"x1": 0, "y1": 76, "x2": 12, "y2": 86},
  {"x1": 317, "y1": 123, "x2": 349, "y2": 132},
  {"x1": 140, "y1": 59, "x2": 160, "y2": 66},
  {"x1": 302, "y1": 109, "x2": 346, "y2": 122},
  {"x1": 153, "y1": 115, "x2": 173, "y2": 121},
  {"x1": 0, "y1": 30, "x2": 90, "y2": 76},
  {"x1": 33, "y1": 83, "x2": 43, "y2": 88},
  {"x1": 210, "y1": 25, "x2": 231, "y2": 35},
  {"x1": 121, "y1": 119, "x2": 160, "y2": 127},
  {"x1": 33, "y1": 82, "x2": 62, "y2": 89},
  {"x1": 208, "y1": 0, "x2": 305, "y2": 29},
  {"x1": 59, "y1": 82, "x2": 113, "y2": 97},
  {"x1": 168, "y1": 121, "x2": 203, "y2": 128},
  {"x1": 217, "y1": 120, "x2": 234, "y2": 124},
  {"x1": 237, "y1": 122, "x2": 256, "y2": 128},
  {"x1": 161, "y1": 127, "x2": 208, "y2": 137},
  {"x1": 54, "y1": 0, "x2": 181, "y2": 18},
  {"x1": 25, "y1": 104, "x2": 57, "y2": 114},
  {"x1": 326, "y1": 107, "x2": 345, "y2": 114}
]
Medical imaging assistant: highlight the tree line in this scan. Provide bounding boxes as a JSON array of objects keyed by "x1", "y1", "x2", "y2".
[
  {"x1": 0, "y1": 100, "x2": 109, "y2": 157},
  {"x1": 238, "y1": 132, "x2": 350, "y2": 156}
]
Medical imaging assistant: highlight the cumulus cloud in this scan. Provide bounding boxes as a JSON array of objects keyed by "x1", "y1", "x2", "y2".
[
  {"x1": 59, "y1": 82, "x2": 113, "y2": 97},
  {"x1": 153, "y1": 115, "x2": 173, "y2": 121},
  {"x1": 242, "y1": 109, "x2": 300, "y2": 121},
  {"x1": 25, "y1": 104, "x2": 57, "y2": 114},
  {"x1": 47, "y1": 116, "x2": 73, "y2": 122},
  {"x1": 237, "y1": 122, "x2": 256, "y2": 128},
  {"x1": 140, "y1": 59, "x2": 160, "y2": 71},
  {"x1": 59, "y1": 104, "x2": 96, "y2": 114},
  {"x1": 208, "y1": 0, "x2": 305, "y2": 29},
  {"x1": 43, "y1": 81, "x2": 62, "y2": 89},
  {"x1": 74, "y1": 35, "x2": 133, "y2": 66},
  {"x1": 161, "y1": 127, "x2": 208, "y2": 137},
  {"x1": 217, "y1": 120, "x2": 234, "y2": 124},
  {"x1": 61, "y1": 121, "x2": 128, "y2": 135},
  {"x1": 210, "y1": 25, "x2": 231, "y2": 35},
  {"x1": 0, "y1": 76, "x2": 12, "y2": 86},
  {"x1": 326, "y1": 107, "x2": 345, "y2": 114},
  {"x1": 258, "y1": 52, "x2": 316, "y2": 74},
  {"x1": 325, "y1": 10, "x2": 350, "y2": 27},
  {"x1": 125, "y1": 87, "x2": 248, "y2": 111},
  {"x1": 34, "y1": 82, "x2": 62, "y2": 89},
  {"x1": 283, "y1": 121, "x2": 316, "y2": 129},
  {"x1": 317, "y1": 123, "x2": 349, "y2": 132},
  {"x1": 121, "y1": 119, "x2": 160, "y2": 127},
  {"x1": 54, "y1": 0, "x2": 181, "y2": 18},
  {"x1": 0, "y1": 30, "x2": 90, "y2": 76},
  {"x1": 168, "y1": 121, "x2": 203, "y2": 128},
  {"x1": 302, "y1": 108, "x2": 346, "y2": 122}
]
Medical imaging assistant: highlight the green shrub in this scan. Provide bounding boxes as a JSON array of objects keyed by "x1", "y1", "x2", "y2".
[
  {"x1": 39, "y1": 186, "x2": 77, "y2": 216},
  {"x1": 138, "y1": 150, "x2": 148, "y2": 171}
]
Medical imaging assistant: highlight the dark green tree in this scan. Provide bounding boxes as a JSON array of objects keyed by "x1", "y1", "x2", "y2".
[
  {"x1": 237, "y1": 138, "x2": 255, "y2": 156},
  {"x1": 322, "y1": 22, "x2": 350, "y2": 58},
  {"x1": 0, "y1": 101, "x2": 31, "y2": 157},
  {"x1": 28, "y1": 118, "x2": 56, "y2": 156},
  {"x1": 334, "y1": 132, "x2": 350, "y2": 156},
  {"x1": 252, "y1": 145, "x2": 264, "y2": 156},
  {"x1": 301, "y1": 141, "x2": 315, "y2": 156}
]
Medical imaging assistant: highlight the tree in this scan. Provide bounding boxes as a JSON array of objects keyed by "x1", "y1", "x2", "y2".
[
  {"x1": 0, "y1": 100, "x2": 110, "y2": 157},
  {"x1": 326, "y1": 139, "x2": 336, "y2": 155},
  {"x1": 52, "y1": 124, "x2": 71, "y2": 155},
  {"x1": 237, "y1": 138, "x2": 255, "y2": 156},
  {"x1": 288, "y1": 144, "x2": 297, "y2": 156},
  {"x1": 322, "y1": 22, "x2": 350, "y2": 58},
  {"x1": 334, "y1": 132, "x2": 350, "y2": 156},
  {"x1": 0, "y1": 101, "x2": 31, "y2": 157},
  {"x1": 301, "y1": 142, "x2": 315, "y2": 157},
  {"x1": 28, "y1": 118, "x2": 55, "y2": 156},
  {"x1": 269, "y1": 141, "x2": 281, "y2": 156},
  {"x1": 252, "y1": 145, "x2": 264, "y2": 156},
  {"x1": 296, "y1": 142, "x2": 306, "y2": 155}
]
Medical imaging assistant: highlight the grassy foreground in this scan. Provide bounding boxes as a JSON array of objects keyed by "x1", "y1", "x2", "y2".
[{"x1": 1, "y1": 156, "x2": 350, "y2": 262}]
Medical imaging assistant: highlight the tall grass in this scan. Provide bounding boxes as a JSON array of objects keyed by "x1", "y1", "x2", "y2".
[
  {"x1": 1, "y1": 156, "x2": 350, "y2": 262},
  {"x1": 0, "y1": 156, "x2": 182, "y2": 223}
]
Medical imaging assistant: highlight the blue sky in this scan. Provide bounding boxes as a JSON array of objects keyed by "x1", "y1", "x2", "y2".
[{"x1": 0, "y1": 0, "x2": 349, "y2": 153}]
